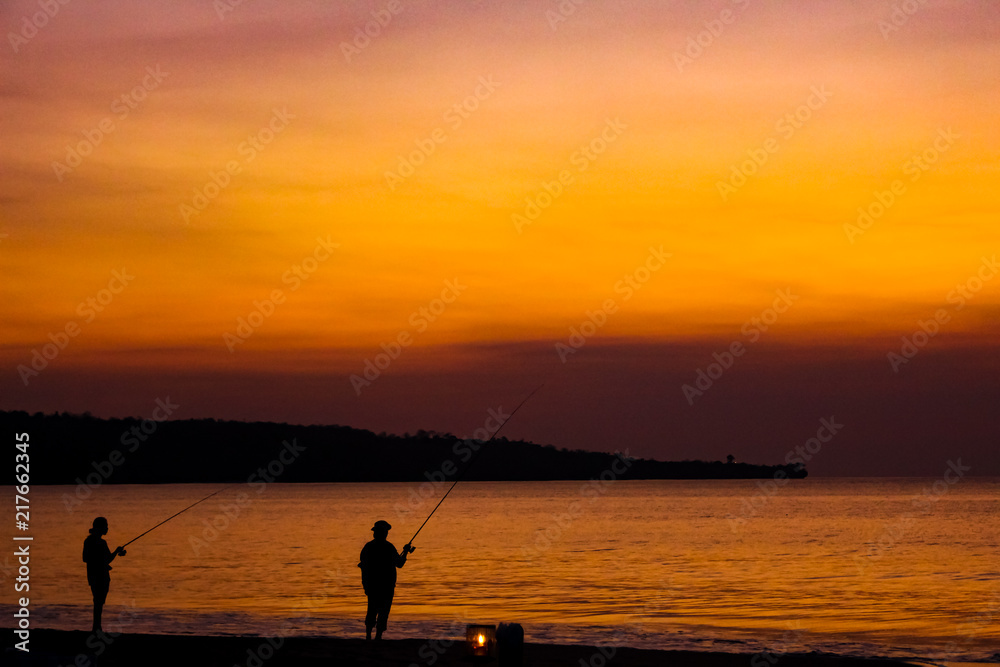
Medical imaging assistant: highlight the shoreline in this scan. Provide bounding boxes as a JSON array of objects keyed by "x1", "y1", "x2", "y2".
[{"x1": 6, "y1": 629, "x2": 916, "y2": 667}]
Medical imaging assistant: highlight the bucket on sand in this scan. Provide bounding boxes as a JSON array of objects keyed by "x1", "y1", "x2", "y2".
[{"x1": 496, "y1": 622, "x2": 524, "y2": 666}]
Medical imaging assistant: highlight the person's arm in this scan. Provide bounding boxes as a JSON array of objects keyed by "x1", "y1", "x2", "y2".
[
  {"x1": 105, "y1": 541, "x2": 125, "y2": 564},
  {"x1": 396, "y1": 543, "x2": 414, "y2": 567}
]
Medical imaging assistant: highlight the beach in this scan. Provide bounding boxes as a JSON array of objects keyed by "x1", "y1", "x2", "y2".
[{"x1": 8, "y1": 630, "x2": 915, "y2": 667}]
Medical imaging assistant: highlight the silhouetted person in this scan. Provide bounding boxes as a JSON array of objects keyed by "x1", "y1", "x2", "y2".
[
  {"x1": 358, "y1": 520, "x2": 414, "y2": 641},
  {"x1": 82, "y1": 517, "x2": 126, "y2": 632}
]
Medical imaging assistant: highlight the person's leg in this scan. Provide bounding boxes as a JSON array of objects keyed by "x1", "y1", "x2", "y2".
[
  {"x1": 365, "y1": 595, "x2": 377, "y2": 640},
  {"x1": 375, "y1": 591, "x2": 394, "y2": 640},
  {"x1": 91, "y1": 584, "x2": 108, "y2": 632}
]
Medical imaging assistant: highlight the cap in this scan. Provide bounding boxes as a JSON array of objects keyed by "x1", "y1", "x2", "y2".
[{"x1": 372, "y1": 520, "x2": 392, "y2": 532}]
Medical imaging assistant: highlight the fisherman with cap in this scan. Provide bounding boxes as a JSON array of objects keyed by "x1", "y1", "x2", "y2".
[
  {"x1": 82, "y1": 517, "x2": 126, "y2": 633},
  {"x1": 359, "y1": 520, "x2": 414, "y2": 640}
]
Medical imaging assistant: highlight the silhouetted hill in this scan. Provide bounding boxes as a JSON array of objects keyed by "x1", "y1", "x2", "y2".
[{"x1": 2, "y1": 410, "x2": 806, "y2": 484}]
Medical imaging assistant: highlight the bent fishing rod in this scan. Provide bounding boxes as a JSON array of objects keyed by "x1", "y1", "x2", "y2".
[
  {"x1": 121, "y1": 485, "x2": 237, "y2": 548},
  {"x1": 407, "y1": 384, "x2": 543, "y2": 546}
]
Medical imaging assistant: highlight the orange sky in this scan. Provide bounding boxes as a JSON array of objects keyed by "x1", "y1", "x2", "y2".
[{"x1": 1, "y1": 1, "x2": 998, "y2": 475}]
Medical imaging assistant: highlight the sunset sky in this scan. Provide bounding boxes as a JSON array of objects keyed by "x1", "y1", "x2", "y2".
[{"x1": 2, "y1": 0, "x2": 998, "y2": 476}]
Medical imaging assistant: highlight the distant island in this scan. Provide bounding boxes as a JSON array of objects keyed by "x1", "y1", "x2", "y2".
[{"x1": 2, "y1": 410, "x2": 807, "y2": 484}]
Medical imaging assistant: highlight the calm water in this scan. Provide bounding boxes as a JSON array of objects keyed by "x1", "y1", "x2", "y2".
[{"x1": 3, "y1": 479, "x2": 998, "y2": 662}]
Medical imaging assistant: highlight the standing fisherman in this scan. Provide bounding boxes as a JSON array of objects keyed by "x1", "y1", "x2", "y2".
[
  {"x1": 359, "y1": 520, "x2": 414, "y2": 641},
  {"x1": 82, "y1": 517, "x2": 126, "y2": 633}
]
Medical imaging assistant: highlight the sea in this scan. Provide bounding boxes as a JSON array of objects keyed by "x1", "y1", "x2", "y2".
[{"x1": 3, "y1": 478, "x2": 998, "y2": 663}]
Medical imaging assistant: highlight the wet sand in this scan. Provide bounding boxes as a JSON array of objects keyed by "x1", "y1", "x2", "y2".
[{"x1": 6, "y1": 629, "x2": 914, "y2": 667}]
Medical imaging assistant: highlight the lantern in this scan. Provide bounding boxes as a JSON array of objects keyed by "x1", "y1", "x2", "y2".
[{"x1": 466, "y1": 624, "x2": 497, "y2": 658}]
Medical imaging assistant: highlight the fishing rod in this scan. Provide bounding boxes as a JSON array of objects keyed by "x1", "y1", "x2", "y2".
[
  {"x1": 407, "y1": 385, "x2": 543, "y2": 546},
  {"x1": 121, "y1": 485, "x2": 236, "y2": 548}
]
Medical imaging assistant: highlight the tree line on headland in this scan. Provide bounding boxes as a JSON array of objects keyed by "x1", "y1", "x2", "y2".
[{"x1": 1, "y1": 410, "x2": 807, "y2": 485}]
